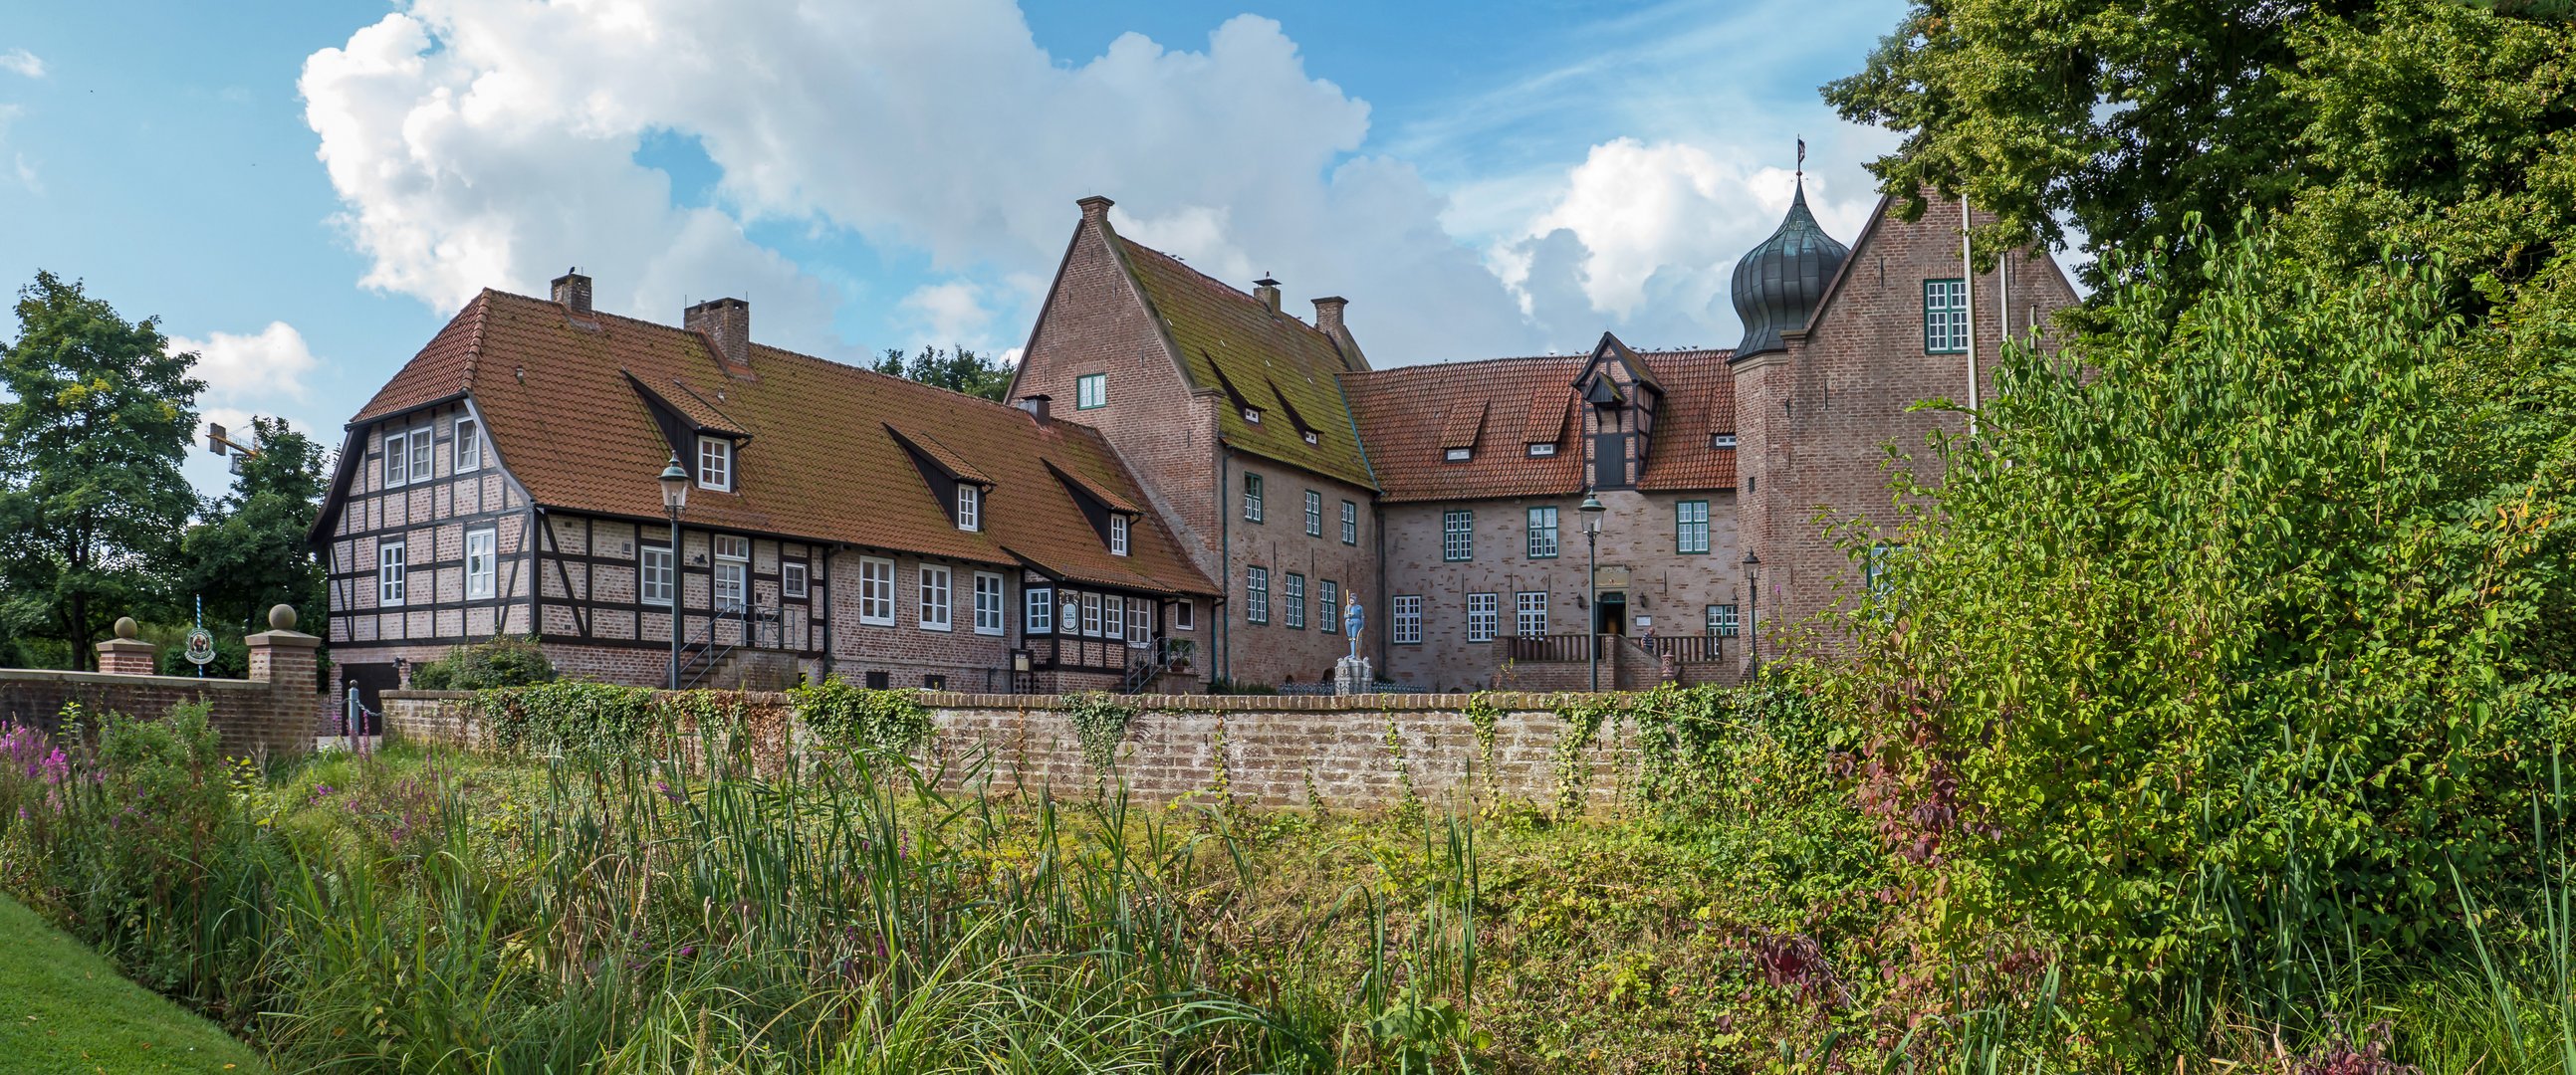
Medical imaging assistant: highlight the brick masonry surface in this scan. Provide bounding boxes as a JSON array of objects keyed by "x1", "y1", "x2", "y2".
[
  {"x1": 383, "y1": 690, "x2": 1640, "y2": 812},
  {"x1": 1, "y1": 629, "x2": 329, "y2": 758}
]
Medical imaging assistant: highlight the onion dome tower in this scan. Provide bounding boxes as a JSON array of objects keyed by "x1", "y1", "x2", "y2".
[{"x1": 1730, "y1": 168, "x2": 1850, "y2": 358}]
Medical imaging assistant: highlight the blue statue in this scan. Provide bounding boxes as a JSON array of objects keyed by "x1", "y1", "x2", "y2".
[{"x1": 1343, "y1": 593, "x2": 1364, "y2": 659}]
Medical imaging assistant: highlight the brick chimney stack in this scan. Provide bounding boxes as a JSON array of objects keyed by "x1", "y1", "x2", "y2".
[
  {"x1": 1077, "y1": 195, "x2": 1114, "y2": 226},
  {"x1": 551, "y1": 269, "x2": 592, "y2": 316},
  {"x1": 1311, "y1": 296, "x2": 1349, "y2": 334},
  {"x1": 1254, "y1": 276, "x2": 1283, "y2": 315},
  {"x1": 685, "y1": 297, "x2": 751, "y2": 369}
]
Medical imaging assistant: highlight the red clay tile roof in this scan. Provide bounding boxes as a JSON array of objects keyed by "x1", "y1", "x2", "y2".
[
  {"x1": 1343, "y1": 355, "x2": 1586, "y2": 502},
  {"x1": 1437, "y1": 399, "x2": 1488, "y2": 450},
  {"x1": 1633, "y1": 350, "x2": 1738, "y2": 493},
  {"x1": 345, "y1": 289, "x2": 1214, "y2": 597},
  {"x1": 1342, "y1": 347, "x2": 1737, "y2": 503},
  {"x1": 1110, "y1": 237, "x2": 1376, "y2": 489}
]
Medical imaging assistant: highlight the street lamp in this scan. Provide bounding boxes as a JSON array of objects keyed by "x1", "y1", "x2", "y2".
[
  {"x1": 1742, "y1": 551, "x2": 1761, "y2": 680},
  {"x1": 659, "y1": 454, "x2": 691, "y2": 690},
  {"x1": 1579, "y1": 491, "x2": 1606, "y2": 692}
]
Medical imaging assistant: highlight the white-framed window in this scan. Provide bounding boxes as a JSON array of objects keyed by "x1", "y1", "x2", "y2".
[
  {"x1": 919, "y1": 565, "x2": 952, "y2": 631},
  {"x1": 1128, "y1": 598, "x2": 1151, "y2": 647},
  {"x1": 956, "y1": 485, "x2": 981, "y2": 532},
  {"x1": 1284, "y1": 572, "x2": 1306, "y2": 629},
  {"x1": 1302, "y1": 430, "x2": 1319, "y2": 446},
  {"x1": 1443, "y1": 510, "x2": 1473, "y2": 562},
  {"x1": 1527, "y1": 507, "x2": 1559, "y2": 558},
  {"x1": 377, "y1": 540, "x2": 406, "y2": 606},
  {"x1": 1707, "y1": 603, "x2": 1740, "y2": 637},
  {"x1": 382, "y1": 429, "x2": 408, "y2": 487},
  {"x1": 1243, "y1": 473, "x2": 1264, "y2": 522},
  {"x1": 712, "y1": 534, "x2": 749, "y2": 610},
  {"x1": 783, "y1": 561, "x2": 809, "y2": 598},
  {"x1": 1027, "y1": 585, "x2": 1054, "y2": 633},
  {"x1": 1712, "y1": 433, "x2": 1738, "y2": 449},
  {"x1": 640, "y1": 545, "x2": 674, "y2": 606},
  {"x1": 1076, "y1": 373, "x2": 1106, "y2": 409},
  {"x1": 1062, "y1": 592, "x2": 1081, "y2": 635},
  {"x1": 1243, "y1": 406, "x2": 1262, "y2": 424},
  {"x1": 1319, "y1": 580, "x2": 1339, "y2": 634},
  {"x1": 1303, "y1": 491, "x2": 1322, "y2": 537},
  {"x1": 1246, "y1": 566, "x2": 1269, "y2": 624},
  {"x1": 1867, "y1": 543, "x2": 1905, "y2": 599},
  {"x1": 1341, "y1": 501, "x2": 1358, "y2": 544},
  {"x1": 454, "y1": 416, "x2": 483, "y2": 473},
  {"x1": 1677, "y1": 500, "x2": 1711, "y2": 554},
  {"x1": 1925, "y1": 279, "x2": 1970, "y2": 354},
  {"x1": 1445, "y1": 447, "x2": 1473, "y2": 462},
  {"x1": 465, "y1": 528, "x2": 496, "y2": 599},
  {"x1": 1516, "y1": 591, "x2": 1547, "y2": 637},
  {"x1": 973, "y1": 571, "x2": 1006, "y2": 635},
  {"x1": 1467, "y1": 592, "x2": 1500, "y2": 642},
  {"x1": 1392, "y1": 595, "x2": 1422, "y2": 645},
  {"x1": 1174, "y1": 599, "x2": 1195, "y2": 631},
  {"x1": 407, "y1": 425, "x2": 431, "y2": 484},
  {"x1": 697, "y1": 435, "x2": 734, "y2": 492},
  {"x1": 1109, "y1": 515, "x2": 1130, "y2": 556},
  {"x1": 1081, "y1": 592, "x2": 1103, "y2": 637},
  {"x1": 858, "y1": 556, "x2": 896, "y2": 625},
  {"x1": 1527, "y1": 442, "x2": 1557, "y2": 457}
]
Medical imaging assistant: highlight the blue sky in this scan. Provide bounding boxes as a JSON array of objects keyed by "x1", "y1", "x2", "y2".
[{"x1": 0, "y1": 0, "x2": 1918, "y2": 499}]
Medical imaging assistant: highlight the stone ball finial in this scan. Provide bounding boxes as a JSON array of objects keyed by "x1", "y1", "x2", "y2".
[
  {"x1": 114, "y1": 616, "x2": 138, "y2": 640},
  {"x1": 268, "y1": 604, "x2": 298, "y2": 631}
]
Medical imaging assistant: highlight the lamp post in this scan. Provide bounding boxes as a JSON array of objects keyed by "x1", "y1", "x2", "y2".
[
  {"x1": 659, "y1": 455, "x2": 691, "y2": 690},
  {"x1": 1579, "y1": 491, "x2": 1606, "y2": 692},
  {"x1": 1742, "y1": 551, "x2": 1761, "y2": 680}
]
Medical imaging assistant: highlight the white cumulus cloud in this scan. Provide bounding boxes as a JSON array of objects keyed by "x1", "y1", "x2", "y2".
[
  {"x1": 298, "y1": 0, "x2": 1912, "y2": 369},
  {"x1": 0, "y1": 50, "x2": 43, "y2": 79},
  {"x1": 166, "y1": 321, "x2": 322, "y2": 406}
]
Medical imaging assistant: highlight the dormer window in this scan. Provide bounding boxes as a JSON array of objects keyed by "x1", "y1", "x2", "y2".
[
  {"x1": 1243, "y1": 406, "x2": 1262, "y2": 424},
  {"x1": 1445, "y1": 447, "x2": 1473, "y2": 462},
  {"x1": 1712, "y1": 433, "x2": 1738, "y2": 449},
  {"x1": 1527, "y1": 443, "x2": 1557, "y2": 458},
  {"x1": 956, "y1": 485, "x2": 982, "y2": 532},
  {"x1": 1302, "y1": 430, "x2": 1318, "y2": 446},
  {"x1": 696, "y1": 435, "x2": 734, "y2": 492},
  {"x1": 1109, "y1": 515, "x2": 1130, "y2": 556}
]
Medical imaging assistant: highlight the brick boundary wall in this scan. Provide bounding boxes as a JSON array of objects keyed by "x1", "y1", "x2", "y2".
[
  {"x1": 0, "y1": 610, "x2": 326, "y2": 759},
  {"x1": 381, "y1": 689, "x2": 1641, "y2": 813}
]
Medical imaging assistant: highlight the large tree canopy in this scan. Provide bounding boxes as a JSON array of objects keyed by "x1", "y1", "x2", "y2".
[
  {"x1": 871, "y1": 345, "x2": 1013, "y2": 402},
  {"x1": 0, "y1": 272, "x2": 203, "y2": 670},
  {"x1": 1824, "y1": 0, "x2": 2576, "y2": 292}
]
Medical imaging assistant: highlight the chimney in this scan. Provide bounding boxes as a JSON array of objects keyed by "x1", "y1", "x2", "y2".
[
  {"x1": 1311, "y1": 296, "x2": 1348, "y2": 334},
  {"x1": 551, "y1": 269, "x2": 592, "y2": 316},
  {"x1": 685, "y1": 297, "x2": 750, "y2": 368},
  {"x1": 1254, "y1": 276, "x2": 1282, "y2": 315},
  {"x1": 1076, "y1": 195, "x2": 1114, "y2": 226},
  {"x1": 1020, "y1": 393, "x2": 1052, "y2": 425}
]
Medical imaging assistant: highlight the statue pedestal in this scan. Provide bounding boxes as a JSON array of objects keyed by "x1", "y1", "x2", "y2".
[{"x1": 1333, "y1": 656, "x2": 1373, "y2": 696}]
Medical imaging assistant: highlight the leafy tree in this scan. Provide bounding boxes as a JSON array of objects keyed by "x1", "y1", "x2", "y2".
[
  {"x1": 1834, "y1": 221, "x2": 2576, "y2": 1054},
  {"x1": 1824, "y1": 0, "x2": 2576, "y2": 293},
  {"x1": 179, "y1": 416, "x2": 327, "y2": 648},
  {"x1": 870, "y1": 344, "x2": 1013, "y2": 402},
  {"x1": 0, "y1": 272, "x2": 202, "y2": 670}
]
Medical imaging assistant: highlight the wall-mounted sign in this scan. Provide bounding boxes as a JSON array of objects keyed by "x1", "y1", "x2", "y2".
[
  {"x1": 183, "y1": 628, "x2": 216, "y2": 666},
  {"x1": 1593, "y1": 565, "x2": 1630, "y2": 590}
]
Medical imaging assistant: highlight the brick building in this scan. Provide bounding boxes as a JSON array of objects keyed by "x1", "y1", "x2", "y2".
[{"x1": 321, "y1": 172, "x2": 2073, "y2": 696}]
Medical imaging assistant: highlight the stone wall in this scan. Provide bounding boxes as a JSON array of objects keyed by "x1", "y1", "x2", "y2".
[
  {"x1": 381, "y1": 689, "x2": 1640, "y2": 812},
  {"x1": 0, "y1": 612, "x2": 327, "y2": 758}
]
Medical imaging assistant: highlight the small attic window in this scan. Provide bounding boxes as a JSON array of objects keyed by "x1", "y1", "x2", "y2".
[
  {"x1": 1243, "y1": 406, "x2": 1262, "y2": 424},
  {"x1": 1445, "y1": 447, "x2": 1473, "y2": 463},
  {"x1": 1527, "y1": 443, "x2": 1557, "y2": 458},
  {"x1": 1302, "y1": 430, "x2": 1319, "y2": 446},
  {"x1": 1713, "y1": 434, "x2": 1739, "y2": 449}
]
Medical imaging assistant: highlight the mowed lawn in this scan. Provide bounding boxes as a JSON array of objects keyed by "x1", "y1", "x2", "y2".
[{"x1": 0, "y1": 895, "x2": 264, "y2": 1074}]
